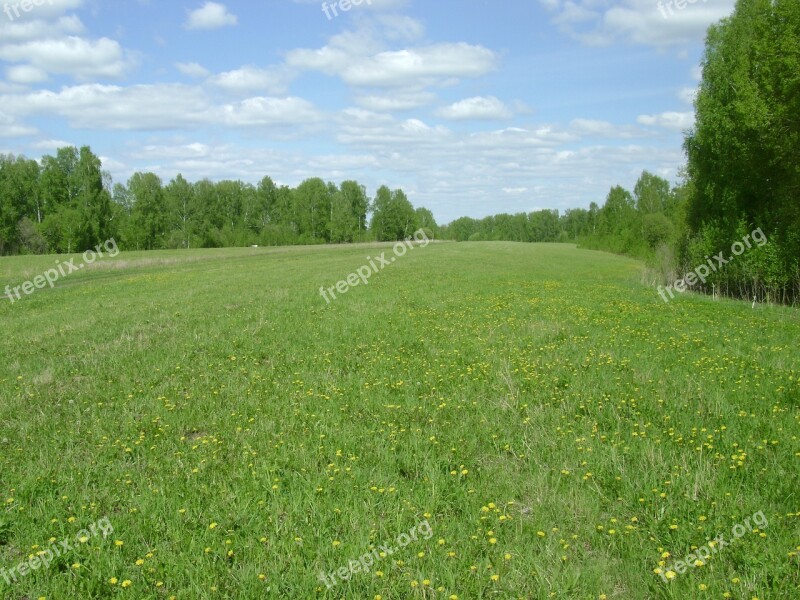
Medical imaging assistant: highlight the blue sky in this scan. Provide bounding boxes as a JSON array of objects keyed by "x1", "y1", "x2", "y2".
[{"x1": 0, "y1": 0, "x2": 736, "y2": 223}]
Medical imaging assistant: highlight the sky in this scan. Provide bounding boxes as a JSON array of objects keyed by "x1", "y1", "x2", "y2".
[{"x1": 0, "y1": 0, "x2": 737, "y2": 224}]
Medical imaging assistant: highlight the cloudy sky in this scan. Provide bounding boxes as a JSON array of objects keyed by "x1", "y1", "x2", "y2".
[{"x1": 0, "y1": 0, "x2": 735, "y2": 223}]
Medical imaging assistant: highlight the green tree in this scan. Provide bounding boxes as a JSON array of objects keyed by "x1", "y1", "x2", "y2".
[
  {"x1": 72, "y1": 146, "x2": 113, "y2": 250},
  {"x1": 371, "y1": 187, "x2": 417, "y2": 241},
  {"x1": 0, "y1": 154, "x2": 41, "y2": 253},
  {"x1": 330, "y1": 190, "x2": 357, "y2": 243},
  {"x1": 295, "y1": 178, "x2": 331, "y2": 242},
  {"x1": 129, "y1": 172, "x2": 166, "y2": 250},
  {"x1": 415, "y1": 207, "x2": 436, "y2": 231},
  {"x1": 164, "y1": 174, "x2": 197, "y2": 249},
  {"x1": 684, "y1": 0, "x2": 800, "y2": 301},
  {"x1": 341, "y1": 180, "x2": 369, "y2": 237},
  {"x1": 634, "y1": 171, "x2": 670, "y2": 215}
]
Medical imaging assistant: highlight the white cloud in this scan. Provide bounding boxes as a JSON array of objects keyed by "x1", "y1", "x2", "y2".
[
  {"x1": 208, "y1": 66, "x2": 295, "y2": 95},
  {"x1": 637, "y1": 111, "x2": 694, "y2": 130},
  {"x1": 355, "y1": 91, "x2": 436, "y2": 111},
  {"x1": 218, "y1": 97, "x2": 321, "y2": 127},
  {"x1": 176, "y1": 62, "x2": 210, "y2": 78},
  {"x1": 0, "y1": 36, "x2": 131, "y2": 79},
  {"x1": 5, "y1": 64, "x2": 49, "y2": 84},
  {"x1": 0, "y1": 0, "x2": 84, "y2": 28},
  {"x1": 0, "y1": 83, "x2": 321, "y2": 132},
  {"x1": 540, "y1": 0, "x2": 736, "y2": 47},
  {"x1": 0, "y1": 14, "x2": 84, "y2": 43},
  {"x1": 0, "y1": 111, "x2": 36, "y2": 137},
  {"x1": 31, "y1": 138, "x2": 73, "y2": 150},
  {"x1": 185, "y1": 2, "x2": 238, "y2": 30},
  {"x1": 437, "y1": 96, "x2": 513, "y2": 121},
  {"x1": 340, "y1": 43, "x2": 498, "y2": 87},
  {"x1": 569, "y1": 118, "x2": 645, "y2": 138}
]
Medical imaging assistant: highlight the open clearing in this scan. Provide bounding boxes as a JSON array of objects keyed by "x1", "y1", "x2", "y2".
[{"x1": 1, "y1": 242, "x2": 798, "y2": 599}]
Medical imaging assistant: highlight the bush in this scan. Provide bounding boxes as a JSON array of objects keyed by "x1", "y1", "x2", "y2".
[
  {"x1": 642, "y1": 213, "x2": 674, "y2": 249},
  {"x1": 18, "y1": 217, "x2": 48, "y2": 254}
]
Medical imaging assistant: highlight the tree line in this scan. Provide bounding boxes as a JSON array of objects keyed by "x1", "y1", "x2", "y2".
[{"x1": 0, "y1": 146, "x2": 438, "y2": 253}]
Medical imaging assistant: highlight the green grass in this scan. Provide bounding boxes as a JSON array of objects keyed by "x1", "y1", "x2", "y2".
[{"x1": 1, "y1": 241, "x2": 798, "y2": 599}]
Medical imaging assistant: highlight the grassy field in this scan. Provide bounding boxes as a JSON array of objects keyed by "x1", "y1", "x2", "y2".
[{"x1": 0, "y1": 241, "x2": 798, "y2": 600}]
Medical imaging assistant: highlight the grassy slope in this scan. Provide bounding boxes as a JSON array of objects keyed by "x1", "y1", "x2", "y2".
[{"x1": 0, "y1": 242, "x2": 798, "y2": 599}]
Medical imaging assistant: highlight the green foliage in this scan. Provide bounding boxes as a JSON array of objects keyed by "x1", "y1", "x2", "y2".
[
  {"x1": 370, "y1": 186, "x2": 418, "y2": 241},
  {"x1": 642, "y1": 213, "x2": 674, "y2": 249},
  {"x1": 0, "y1": 146, "x2": 428, "y2": 254},
  {"x1": 682, "y1": 0, "x2": 800, "y2": 302},
  {"x1": 129, "y1": 172, "x2": 166, "y2": 250},
  {"x1": 17, "y1": 217, "x2": 47, "y2": 255},
  {"x1": 634, "y1": 171, "x2": 670, "y2": 215}
]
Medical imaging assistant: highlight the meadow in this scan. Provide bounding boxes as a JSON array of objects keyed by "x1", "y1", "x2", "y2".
[{"x1": 0, "y1": 241, "x2": 798, "y2": 599}]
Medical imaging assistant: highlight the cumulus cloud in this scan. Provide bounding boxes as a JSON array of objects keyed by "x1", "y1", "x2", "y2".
[
  {"x1": 0, "y1": 14, "x2": 84, "y2": 43},
  {"x1": 540, "y1": 0, "x2": 736, "y2": 47},
  {"x1": 436, "y1": 96, "x2": 513, "y2": 121},
  {"x1": 176, "y1": 62, "x2": 210, "y2": 78},
  {"x1": 0, "y1": 110, "x2": 37, "y2": 137},
  {"x1": 185, "y1": 2, "x2": 238, "y2": 30},
  {"x1": 341, "y1": 43, "x2": 498, "y2": 87},
  {"x1": 0, "y1": 36, "x2": 130, "y2": 79},
  {"x1": 355, "y1": 91, "x2": 436, "y2": 111},
  {"x1": 208, "y1": 65, "x2": 295, "y2": 95},
  {"x1": 569, "y1": 118, "x2": 646, "y2": 138},
  {"x1": 288, "y1": 34, "x2": 498, "y2": 88},
  {"x1": 0, "y1": 84, "x2": 321, "y2": 131},
  {"x1": 5, "y1": 64, "x2": 49, "y2": 84},
  {"x1": 637, "y1": 111, "x2": 695, "y2": 130}
]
